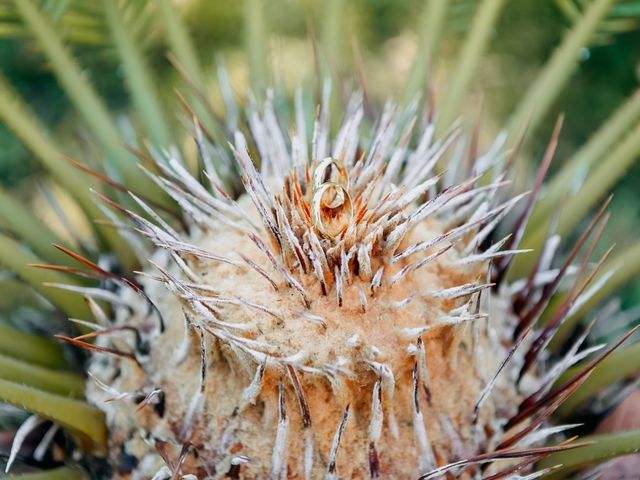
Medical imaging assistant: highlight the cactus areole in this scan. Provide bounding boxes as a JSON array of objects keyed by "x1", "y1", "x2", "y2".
[{"x1": 79, "y1": 92, "x2": 561, "y2": 479}]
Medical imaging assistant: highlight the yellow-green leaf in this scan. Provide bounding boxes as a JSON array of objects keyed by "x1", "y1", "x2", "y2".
[{"x1": 0, "y1": 378, "x2": 106, "y2": 451}]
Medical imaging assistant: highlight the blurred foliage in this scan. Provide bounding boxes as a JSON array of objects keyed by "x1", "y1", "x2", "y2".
[
  {"x1": 0, "y1": 1, "x2": 638, "y2": 177},
  {"x1": 487, "y1": 1, "x2": 640, "y2": 309},
  {"x1": 558, "y1": 0, "x2": 640, "y2": 45},
  {"x1": 0, "y1": 0, "x2": 638, "y2": 298}
]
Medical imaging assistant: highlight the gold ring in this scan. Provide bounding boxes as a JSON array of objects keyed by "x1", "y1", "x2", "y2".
[
  {"x1": 312, "y1": 182, "x2": 353, "y2": 238},
  {"x1": 312, "y1": 157, "x2": 349, "y2": 192}
]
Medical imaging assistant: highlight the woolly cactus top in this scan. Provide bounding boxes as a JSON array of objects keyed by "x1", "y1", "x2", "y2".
[{"x1": 86, "y1": 94, "x2": 535, "y2": 479}]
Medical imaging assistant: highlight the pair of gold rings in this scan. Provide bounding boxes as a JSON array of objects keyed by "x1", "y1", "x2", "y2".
[{"x1": 311, "y1": 157, "x2": 354, "y2": 238}]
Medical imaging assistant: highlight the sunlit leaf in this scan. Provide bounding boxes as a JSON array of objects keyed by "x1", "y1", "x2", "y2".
[
  {"x1": 7, "y1": 466, "x2": 89, "y2": 480},
  {"x1": 0, "y1": 73, "x2": 136, "y2": 269},
  {"x1": 0, "y1": 233, "x2": 90, "y2": 319},
  {"x1": 0, "y1": 185, "x2": 70, "y2": 265},
  {"x1": 0, "y1": 352, "x2": 84, "y2": 397},
  {"x1": 0, "y1": 378, "x2": 106, "y2": 452},
  {"x1": 0, "y1": 324, "x2": 65, "y2": 368}
]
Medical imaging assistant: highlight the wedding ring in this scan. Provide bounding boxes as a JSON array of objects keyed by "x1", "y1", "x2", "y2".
[
  {"x1": 312, "y1": 157, "x2": 349, "y2": 192},
  {"x1": 311, "y1": 182, "x2": 353, "y2": 238}
]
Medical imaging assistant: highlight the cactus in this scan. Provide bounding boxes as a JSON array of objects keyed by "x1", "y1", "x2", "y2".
[{"x1": 0, "y1": 1, "x2": 639, "y2": 479}]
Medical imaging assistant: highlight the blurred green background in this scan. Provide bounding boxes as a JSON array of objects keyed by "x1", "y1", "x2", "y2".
[{"x1": 0, "y1": 0, "x2": 639, "y2": 312}]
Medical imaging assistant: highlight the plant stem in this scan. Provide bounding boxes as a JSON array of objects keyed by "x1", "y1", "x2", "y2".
[
  {"x1": 537, "y1": 429, "x2": 640, "y2": 479},
  {"x1": 403, "y1": 0, "x2": 450, "y2": 105},
  {"x1": 549, "y1": 241, "x2": 640, "y2": 350},
  {"x1": 436, "y1": 0, "x2": 507, "y2": 134},
  {"x1": 554, "y1": 342, "x2": 640, "y2": 417},
  {"x1": 245, "y1": 0, "x2": 269, "y2": 91},
  {"x1": 530, "y1": 90, "x2": 640, "y2": 229},
  {"x1": 103, "y1": 0, "x2": 172, "y2": 149}
]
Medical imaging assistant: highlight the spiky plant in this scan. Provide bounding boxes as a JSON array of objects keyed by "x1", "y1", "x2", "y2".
[{"x1": 1, "y1": 0, "x2": 640, "y2": 478}]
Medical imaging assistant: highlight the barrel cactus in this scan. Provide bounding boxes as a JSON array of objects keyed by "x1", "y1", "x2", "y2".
[{"x1": 0, "y1": 0, "x2": 640, "y2": 479}]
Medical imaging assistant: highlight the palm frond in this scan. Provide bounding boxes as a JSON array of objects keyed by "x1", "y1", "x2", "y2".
[
  {"x1": 530, "y1": 90, "x2": 640, "y2": 229},
  {"x1": 507, "y1": 0, "x2": 616, "y2": 157},
  {"x1": 0, "y1": 1, "x2": 638, "y2": 477},
  {"x1": 0, "y1": 74, "x2": 136, "y2": 268},
  {"x1": 550, "y1": 241, "x2": 640, "y2": 349},
  {"x1": 0, "y1": 186, "x2": 70, "y2": 265},
  {"x1": 523, "y1": 119, "x2": 640, "y2": 262},
  {"x1": 557, "y1": 0, "x2": 640, "y2": 45},
  {"x1": 14, "y1": 0, "x2": 168, "y2": 207}
]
